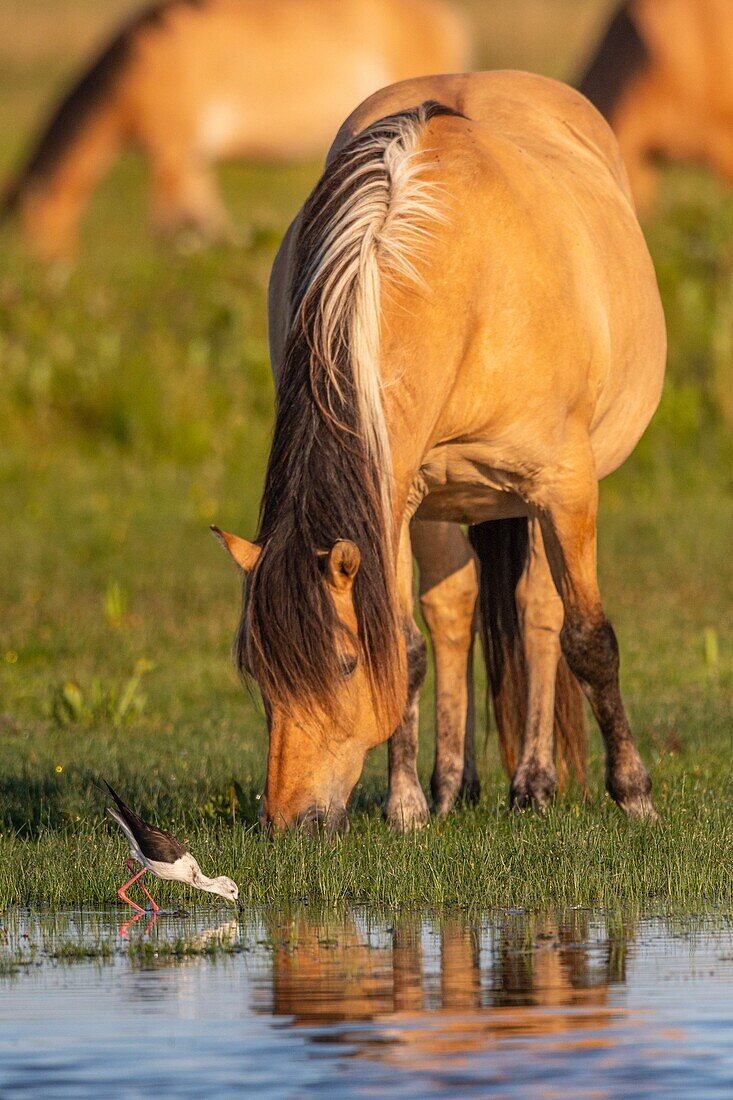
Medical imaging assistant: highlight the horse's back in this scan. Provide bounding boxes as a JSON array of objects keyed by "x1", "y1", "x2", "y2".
[
  {"x1": 363, "y1": 73, "x2": 665, "y2": 476},
  {"x1": 333, "y1": 70, "x2": 628, "y2": 185}
]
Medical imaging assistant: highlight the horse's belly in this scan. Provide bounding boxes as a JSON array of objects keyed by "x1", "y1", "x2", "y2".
[
  {"x1": 414, "y1": 444, "x2": 531, "y2": 524},
  {"x1": 415, "y1": 488, "x2": 528, "y2": 524}
]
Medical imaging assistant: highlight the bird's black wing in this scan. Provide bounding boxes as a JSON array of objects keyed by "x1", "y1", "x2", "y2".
[{"x1": 104, "y1": 780, "x2": 187, "y2": 863}]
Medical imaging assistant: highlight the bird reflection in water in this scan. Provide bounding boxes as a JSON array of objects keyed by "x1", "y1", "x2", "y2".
[
  {"x1": 119, "y1": 906, "x2": 159, "y2": 939},
  {"x1": 262, "y1": 910, "x2": 635, "y2": 1066}
]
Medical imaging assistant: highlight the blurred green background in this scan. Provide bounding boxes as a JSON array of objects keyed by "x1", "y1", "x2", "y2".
[{"x1": 0, "y1": 2, "x2": 730, "y2": 888}]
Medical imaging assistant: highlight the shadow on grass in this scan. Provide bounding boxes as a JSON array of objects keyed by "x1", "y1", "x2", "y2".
[{"x1": 0, "y1": 772, "x2": 267, "y2": 835}]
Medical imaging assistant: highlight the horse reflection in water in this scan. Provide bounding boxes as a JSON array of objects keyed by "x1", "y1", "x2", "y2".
[{"x1": 263, "y1": 911, "x2": 633, "y2": 1062}]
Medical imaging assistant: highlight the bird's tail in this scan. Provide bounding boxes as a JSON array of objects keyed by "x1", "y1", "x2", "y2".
[
  {"x1": 103, "y1": 778, "x2": 130, "y2": 817},
  {"x1": 102, "y1": 779, "x2": 140, "y2": 852}
]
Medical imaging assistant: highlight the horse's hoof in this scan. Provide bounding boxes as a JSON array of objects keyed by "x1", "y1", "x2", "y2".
[
  {"x1": 615, "y1": 792, "x2": 659, "y2": 821},
  {"x1": 432, "y1": 774, "x2": 481, "y2": 817},
  {"x1": 607, "y1": 765, "x2": 658, "y2": 820},
  {"x1": 384, "y1": 787, "x2": 430, "y2": 833},
  {"x1": 431, "y1": 771, "x2": 462, "y2": 817},
  {"x1": 510, "y1": 765, "x2": 557, "y2": 812},
  {"x1": 459, "y1": 776, "x2": 481, "y2": 806}
]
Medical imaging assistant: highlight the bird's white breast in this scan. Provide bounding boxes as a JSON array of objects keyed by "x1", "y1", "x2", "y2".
[{"x1": 147, "y1": 852, "x2": 201, "y2": 884}]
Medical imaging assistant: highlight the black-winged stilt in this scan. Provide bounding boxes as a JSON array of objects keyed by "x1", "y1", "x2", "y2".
[{"x1": 105, "y1": 781, "x2": 240, "y2": 913}]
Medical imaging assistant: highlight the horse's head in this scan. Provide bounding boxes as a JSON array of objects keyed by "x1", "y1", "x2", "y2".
[{"x1": 213, "y1": 526, "x2": 405, "y2": 834}]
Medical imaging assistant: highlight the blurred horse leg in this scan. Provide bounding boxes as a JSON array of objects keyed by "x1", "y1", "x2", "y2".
[
  {"x1": 147, "y1": 141, "x2": 231, "y2": 240},
  {"x1": 412, "y1": 520, "x2": 479, "y2": 816}
]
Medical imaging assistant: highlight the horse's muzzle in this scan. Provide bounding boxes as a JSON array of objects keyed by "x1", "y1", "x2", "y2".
[
  {"x1": 259, "y1": 802, "x2": 349, "y2": 837},
  {"x1": 296, "y1": 804, "x2": 350, "y2": 837}
]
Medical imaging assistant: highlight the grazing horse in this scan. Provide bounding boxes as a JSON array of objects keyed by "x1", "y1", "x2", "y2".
[
  {"x1": 217, "y1": 71, "x2": 666, "y2": 832},
  {"x1": 0, "y1": 0, "x2": 470, "y2": 259},
  {"x1": 578, "y1": 0, "x2": 733, "y2": 210}
]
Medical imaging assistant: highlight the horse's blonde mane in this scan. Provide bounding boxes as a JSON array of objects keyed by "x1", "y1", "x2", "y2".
[{"x1": 290, "y1": 103, "x2": 450, "y2": 524}]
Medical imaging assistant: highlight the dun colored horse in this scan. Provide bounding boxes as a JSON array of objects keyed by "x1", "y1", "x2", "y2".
[
  {"x1": 1, "y1": 0, "x2": 470, "y2": 258},
  {"x1": 216, "y1": 70, "x2": 666, "y2": 832},
  {"x1": 579, "y1": 0, "x2": 733, "y2": 209}
]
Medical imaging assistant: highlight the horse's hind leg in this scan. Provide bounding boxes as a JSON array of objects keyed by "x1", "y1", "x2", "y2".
[
  {"x1": 147, "y1": 142, "x2": 232, "y2": 241},
  {"x1": 412, "y1": 521, "x2": 479, "y2": 816},
  {"x1": 510, "y1": 519, "x2": 564, "y2": 810},
  {"x1": 538, "y1": 450, "x2": 656, "y2": 818},
  {"x1": 385, "y1": 523, "x2": 430, "y2": 832}
]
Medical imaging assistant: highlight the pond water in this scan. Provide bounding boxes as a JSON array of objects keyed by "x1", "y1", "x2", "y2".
[{"x1": 1, "y1": 906, "x2": 732, "y2": 1097}]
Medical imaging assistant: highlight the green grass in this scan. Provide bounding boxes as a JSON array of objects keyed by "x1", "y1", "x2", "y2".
[{"x1": 0, "y1": 1, "x2": 732, "y2": 914}]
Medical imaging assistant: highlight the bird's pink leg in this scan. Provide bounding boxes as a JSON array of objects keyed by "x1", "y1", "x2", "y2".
[
  {"x1": 118, "y1": 868, "x2": 147, "y2": 913},
  {"x1": 138, "y1": 879, "x2": 160, "y2": 913}
]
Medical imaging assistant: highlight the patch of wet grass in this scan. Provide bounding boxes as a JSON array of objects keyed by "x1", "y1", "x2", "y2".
[
  {"x1": 126, "y1": 935, "x2": 244, "y2": 963},
  {"x1": 1, "y1": 766, "x2": 731, "y2": 911},
  {"x1": 0, "y1": 951, "x2": 34, "y2": 977},
  {"x1": 0, "y1": 919, "x2": 248, "y2": 973},
  {"x1": 47, "y1": 939, "x2": 115, "y2": 962}
]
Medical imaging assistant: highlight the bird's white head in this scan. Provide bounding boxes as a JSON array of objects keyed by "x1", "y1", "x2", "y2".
[{"x1": 213, "y1": 876, "x2": 240, "y2": 907}]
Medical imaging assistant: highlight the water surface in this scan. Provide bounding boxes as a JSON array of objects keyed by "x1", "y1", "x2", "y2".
[{"x1": 1, "y1": 907, "x2": 731, "y2": 1097}]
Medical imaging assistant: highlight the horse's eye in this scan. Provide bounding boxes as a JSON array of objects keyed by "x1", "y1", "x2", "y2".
[{"x1": 340, "y1": 654, "x2": 358, "y2": 679}]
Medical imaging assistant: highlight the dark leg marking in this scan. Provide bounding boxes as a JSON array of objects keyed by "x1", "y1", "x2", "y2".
[{"x1": 561, "y1": 611, "x2": 654, "y2": 815}]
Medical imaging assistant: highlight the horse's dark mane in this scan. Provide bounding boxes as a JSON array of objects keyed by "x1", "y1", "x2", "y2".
[
  {"x1": 577, "y1": 2, "x2": 650, "y2": 121},
  {"x1": 237, "y1": 102, "x2": 460, "y2": 717},
  {"x1": 234, "y1": 130, "x2": 397, "y2": 715}
]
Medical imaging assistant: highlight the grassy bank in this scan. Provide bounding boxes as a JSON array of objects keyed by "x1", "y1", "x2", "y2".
[
  {"x1": 0, "y1": 439, "x2": 730, "y2": 909},
  {"x1": 0, "y1": 1, "x2": 731, "y2": 911}
]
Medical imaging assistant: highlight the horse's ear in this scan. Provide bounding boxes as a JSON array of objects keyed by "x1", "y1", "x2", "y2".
[
  {"x1": 326, "y1": 540, "x2": 361, "y2": 593},
  {"x1": 210, "y1": 525, "x2": 262, "y2": 573}
]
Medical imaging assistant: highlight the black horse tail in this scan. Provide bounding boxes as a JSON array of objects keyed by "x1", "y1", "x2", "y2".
[{"x1": 469, "y1": 517, "x2": 587, "y2": 785}]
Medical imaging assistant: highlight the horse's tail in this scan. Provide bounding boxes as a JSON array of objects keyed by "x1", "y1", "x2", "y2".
[
  {"x1": 0, "y1": 1, "x2": 191, "y2": 254},
  {"x1": 468, "y1": 518, "x2": 587, "y2": 785}
]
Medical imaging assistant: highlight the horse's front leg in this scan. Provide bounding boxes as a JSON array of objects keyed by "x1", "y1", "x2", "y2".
[
  {"x1": 385, "y1": 523, "x2": 430, "y2": 832},
  {"x1": 412, "y1": 520, "x2": 479, "y2": 816}
]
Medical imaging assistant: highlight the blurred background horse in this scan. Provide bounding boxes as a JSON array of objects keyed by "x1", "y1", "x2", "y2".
[
  {"x1": 579, "y1": 0, "x2": 733, "y2": 211},
  {"x1": 8, "y1": 0, "x2": 733, "y2": 259},
  {"x1": 1, "y1": 0, "x2": 471, "y2": 258}
]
